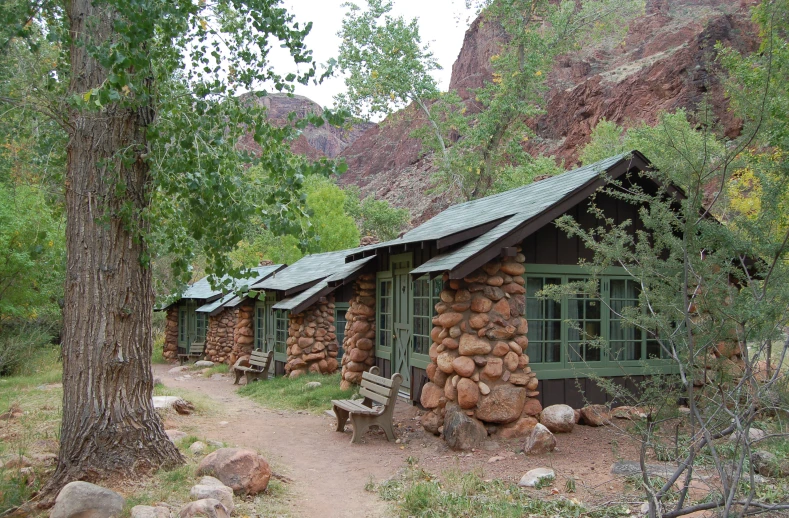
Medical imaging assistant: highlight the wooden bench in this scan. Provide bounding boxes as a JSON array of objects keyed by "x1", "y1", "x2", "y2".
[
  {"x1": 232, "y1": 350, "x2": 273, "y2": 385},
  {"x1": 332, "y1": 367, "x2": 403, "y2": 444},
  {"x1": 178, "y1": 341, "x2": 205, "y2": 365}
]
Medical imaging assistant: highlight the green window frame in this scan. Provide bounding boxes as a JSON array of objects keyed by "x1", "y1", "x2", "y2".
[
  {"x1": 334, "y1": 302, "x2": 349, "y2": 361},
  {"x1": 178, "y1": 307, "x2": 187, "y2": 344},
  {"x1": 376, "y1": 274, "x2": 393, "y2": 356},
  {"x1": 413, "y1": 276, "x2": 442, "y2": 356},
  {"x1": 195, "y1": 312, "x2": 207, "y2": 343},
  {"x1": 525, "y1": 265, "x2": 675, "y2": 379},
  {"x1": 254, "y1": 301, "x2": 266, "y2": 351},
  {"x1": 273, "y1": 309, "x2": 288, "y2": 355}
]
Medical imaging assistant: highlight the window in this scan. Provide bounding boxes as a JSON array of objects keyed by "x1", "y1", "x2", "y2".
[
  {"x1": 254, "y1": 303, "x2": 266, "y2": 351},
  {"x1": 526, "y1": 277, "x2": 562, "y2": 363},
  {"x1": 178, "y1": 307, "x2": 187, "y2": 343},
  {"x1": 609, "y1": 279, "x2": 641, "y2": 361},
  {"x1": 413, "y1": 276, "x2": 442, "y2": 355},
  {"x1": 567, "y1": 278, "x2": 602, "y2": 362},
  {"x1": 274, "y1": 309, "x2": 288, "y2": 355},
  {"x1": 335, "y1": 303, "x2": 349, "y2": 360},
  {"x1": 195, "y1": 312, "x2": 207, "y2": 343},
  {"x1": 377, "y1": 278, "x2": 393, "y2": 349},
  {"x1": 523, "y1": 267, "x2": 674, "y2": 378}
]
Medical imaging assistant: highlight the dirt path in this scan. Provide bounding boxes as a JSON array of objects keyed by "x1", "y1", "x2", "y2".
[
  {"x1": 154, "y1": 364, "x2": 674, "y2": 517},
  {"x1": 154, "y1": 365, "x2": 409, "y2": 518}
]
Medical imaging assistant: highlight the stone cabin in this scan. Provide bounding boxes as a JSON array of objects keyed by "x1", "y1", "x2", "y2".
[
  {"x1": 331, "y1": 151, "x2": 691, "y2": 433},
  {"x1": 206, "y1": 249, "x2": 375, "y2": 377},
  {"x1": 159, "y1": 264, "x2": 285, "y2": 364}
]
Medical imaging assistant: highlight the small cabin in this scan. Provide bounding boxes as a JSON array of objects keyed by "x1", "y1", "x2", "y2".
[
  {"x1": 334, "y1": 151, "x2": 677, "y2": 416},
  {"x1": 158, "y1": 264, "x2": 284, "y2": 363}
]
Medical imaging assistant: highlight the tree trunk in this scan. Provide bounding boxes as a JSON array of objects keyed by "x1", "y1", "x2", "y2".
[{"x1": 41, "y1": 0, "x2": 183, "y2": 501}]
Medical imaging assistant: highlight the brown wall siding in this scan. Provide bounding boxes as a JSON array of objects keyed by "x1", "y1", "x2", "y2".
[{"x1": 535, "y1": 376, "x2": 647, "y2": 409}]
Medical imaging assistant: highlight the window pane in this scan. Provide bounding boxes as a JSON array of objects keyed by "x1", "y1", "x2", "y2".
[
  {"x1": 546, "y1": 342, "x2": 561, "y2": 363},
  {"x1": 527, "y1": 341, "x2": 542, "y2": 363}
]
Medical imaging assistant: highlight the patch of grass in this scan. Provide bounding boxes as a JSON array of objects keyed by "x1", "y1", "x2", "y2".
[
  {"x1": 238, "y1": 372, "x2": 356, "y2": 414},
  {"x1": 152, "y1": 384, "x2": 217, "y2": 416},
  {"x1": 193, "y1": 363, "x2": 229, "y2": 378},
  {"x1": 377, "y1": 465, "x2": 593, "y2": 518},
  {"x1": 151, "y1": 332, "x2": 167, "y2": 364}
]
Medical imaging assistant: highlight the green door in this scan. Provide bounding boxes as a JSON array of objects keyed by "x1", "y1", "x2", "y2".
[
  {"x1": 178, "y1": 303, "x2": 197, "y2": 352},
  {"x1": 392, "y1": 254, "x2": 413, "y2": 388},
  {"x1": 255, "y1": 296, "x2": 277, "y2": 353}
]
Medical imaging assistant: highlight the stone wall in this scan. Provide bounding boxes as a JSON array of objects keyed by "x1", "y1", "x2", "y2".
[
  {"x1": 285, "y1": 296, "x2": 339, "y2": 378},
  {"x1": 420, "y1": 251, "x2": 540, "y2": 438},
  {"x1": 232, "y1": 301, "x2": 255, "y2": 363},
  {"x1": 205, "y1": 308, "x2": 237, "y2": 364},
  {"x1": 164, "y1": 306, "x2": 179, "y2": 362},
  {"x1": 340, "y1": 273, "x2": 377, "y2": 390}
]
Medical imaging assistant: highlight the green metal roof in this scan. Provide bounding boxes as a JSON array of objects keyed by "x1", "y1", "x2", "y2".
[
  {"x1": 252, "y1": 247, "x2": 367, "y2": 293},
  {"x1": 181, "y1": 264, "x2": 284, "y2": 301},
  {"x1": 348, "y1": 153, "x2": 633, "y2": 261},
  {"x1": 272, "y1": 255, "x2": 375, "y2": 313}
]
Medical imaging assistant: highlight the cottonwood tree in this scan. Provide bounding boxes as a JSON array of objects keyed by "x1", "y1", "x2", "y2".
[{"x1": 2, "y1": 0, "x2": 343, "y2": 501}]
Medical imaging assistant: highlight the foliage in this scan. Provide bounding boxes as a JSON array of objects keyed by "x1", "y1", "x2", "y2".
[
  {"x1": 551, "y1": 4, "x2": 789, "y2": 514},
  {"x1": 335, "y1": 0, "x2": 441, "y2": 121},
  {"x1": 344, "y1": 185, "x2": 410, "y2": 241},
  {"x1": 0, "y1": 323, "x2": 56, "y2": 376},
  {"x1": 375, "y1": 463, "x2": 624, "y2": 518},
  {"x1": 0, "y1": 183, "x2": 65, "y2": 326},
  {"x1": 425, "y1": 0, "x2": 645, "y2": 199},
  {"x1": 490, "y1": 155, "x2": 564, "y2": 194},
  {"x1": 239, "y1": 372, "x2": 355, "y2": 413},
  {"x1": 230, "y1": 174, "x2": 360, "y2": 267}
]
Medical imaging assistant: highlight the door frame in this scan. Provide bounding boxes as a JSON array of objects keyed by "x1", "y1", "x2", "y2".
[{"x1": 391, "y1": 253, "x2": 413, "y2": 390}]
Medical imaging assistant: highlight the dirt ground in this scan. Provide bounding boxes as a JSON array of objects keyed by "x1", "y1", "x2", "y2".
[{"x1": 153, "y1": 364, "x2": 697, "y2": 518}]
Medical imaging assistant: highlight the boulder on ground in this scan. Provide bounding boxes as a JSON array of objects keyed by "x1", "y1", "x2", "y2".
[
  {"x1": 421, "y1": 410, "x2": 443, "y2": 435},
  {"x1": 2, "y1": 454, "x2": 32, "y2": 469},
  {"x1": 305, "y1": 381, "x2": 322, "y2": 389},
  {"x1": 179, "y1": 499, "x2": 229, "y2": 518},
  {"x1": 190, "y1": 441, "x2": 207, "y2": 454},
  {"x1": 173, "y1": 399, "x2": 196, "y2": 415},
  {"x1": 518, "y1": 467, "x2": 555, "y2": 487},
  {"x1": 50, "y1": 481, "x2": 125, "y2": 518},
  {"x1": 194, "y1": 360, "x2": 214, "y2": 368},
  {"x1": 730, "y1": 427, "x2": 767, "y2": 444},
  {"x1": 443, "y1": 404, "x2": 487, "y2": 451},
  {"x1": 540, "y1": 404, "x2": 575, "y2": 433},
  {"x1": 131, "y1": 505, "x2": 171, "y2": 518},
  {"x1": 153, "y1": 396, "x2": 183, "y2": 409},
  {"x1": 190, "y1": 481, "x2": 235, "y2": 514},
  {"x1": 166, "y1": 429, "x2": 188, "y2": 443},
  {"x1": 196, "y1": 448, "x2": 271, "y2": 495},
  {"x1": 751, "y1": 450, "x2": 789, "y2": 478},
  {"x1": 523, "y1": 423, "x2": 556, "y2": 454},
  {"x1": 579, "y1": 404, "x2": 612, "y2": 426},
  {"x1": 169, "y1": 366, "x2": 188, "y2": 374},
  {"x1": 499, "y1": 416, "x2": 538, "y2": 439}
]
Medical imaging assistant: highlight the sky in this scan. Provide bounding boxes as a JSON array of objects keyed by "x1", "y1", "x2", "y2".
[{"x1": 267, "y1": 0, "x2": 477, "y2": 109}]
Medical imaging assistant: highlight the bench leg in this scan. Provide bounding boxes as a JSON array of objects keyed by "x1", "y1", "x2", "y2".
[
  {"x1": 233, "y1": 369, "x2": 243, "y2": 385},
  {"x1": 380, "y1": 419, "x2": 397, "y2": 442},
  {"x1": 245, "y1": 371, "x2": 254, "y2": 385},
  {"x1": 350, "y1": 415, "x2": 370, "y2": 444},
  {"x1": 334, "y1": 406, "x2": 349, "y2": 433}
]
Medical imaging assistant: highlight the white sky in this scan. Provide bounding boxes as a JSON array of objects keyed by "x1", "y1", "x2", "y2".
[{"x1": 269, "y1": 0, "x2": 476, "y2": 108}]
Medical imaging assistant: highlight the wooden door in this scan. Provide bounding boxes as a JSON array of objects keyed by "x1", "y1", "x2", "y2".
[
  {"x1": 264, "y1": 298, "x2": 276, "y2": 353},
  {"x1": 392, "y1": 254, "x2": 412, "y2": 388},
  {"x1": 178, "y1": 303, "x2": 196, "y2": 351}
]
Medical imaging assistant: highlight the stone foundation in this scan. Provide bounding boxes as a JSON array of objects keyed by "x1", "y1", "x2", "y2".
[
  {"x1": 285, "y1": 296, "x2": 339, "y2": 378},
  {"x1": 340, "y1": 273, "x2": 377, "y2": 390},
  {"x1": 420, "y1": 251, "x2": 539, "y2": 438},
  {"x1": 164, "y1": 307, "x2": 179, "y2": 362},
  {"x1": 232, "y1": 301, "x2": 254, "y2": 364},
  {"x1": 205, "y1": 308, "x2": 237, "y2": 364}
]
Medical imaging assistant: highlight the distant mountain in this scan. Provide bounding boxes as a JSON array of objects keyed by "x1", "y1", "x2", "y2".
[{"x1": 334, "y1": 0, "x2": 759, "y2": 226}]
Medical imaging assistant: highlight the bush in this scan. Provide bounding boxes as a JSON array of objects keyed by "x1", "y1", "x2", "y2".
[{"x1": 0, "y1": 324, "x2": 56, "y2": 376}]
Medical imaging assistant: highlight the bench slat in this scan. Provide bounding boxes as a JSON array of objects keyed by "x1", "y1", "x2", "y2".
[
  {"x1": 332, "y1": 399, "x2": 379, "y2": 415},
  {"x1": 359, "y1": 387, "x2": 390, "y2": 406},
  {"x1": 362, "y1": 370, "x2": 393, "y2": 387},
  {"x1": 360, "y1": 379, "x2": 392, "y2": 398}
]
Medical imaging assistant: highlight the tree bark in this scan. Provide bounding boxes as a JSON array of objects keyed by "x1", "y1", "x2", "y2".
[{"x1": 41, "y1": 0, "x2": 183, "y2": 502}]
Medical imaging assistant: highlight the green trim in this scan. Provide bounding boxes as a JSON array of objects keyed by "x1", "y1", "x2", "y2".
[
  {"x1": 375, "y1": 272, "x2": 394, "y2": 363},
  {"x1": 410, "y1": 353, "x2": 431, "y2": 370}
]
